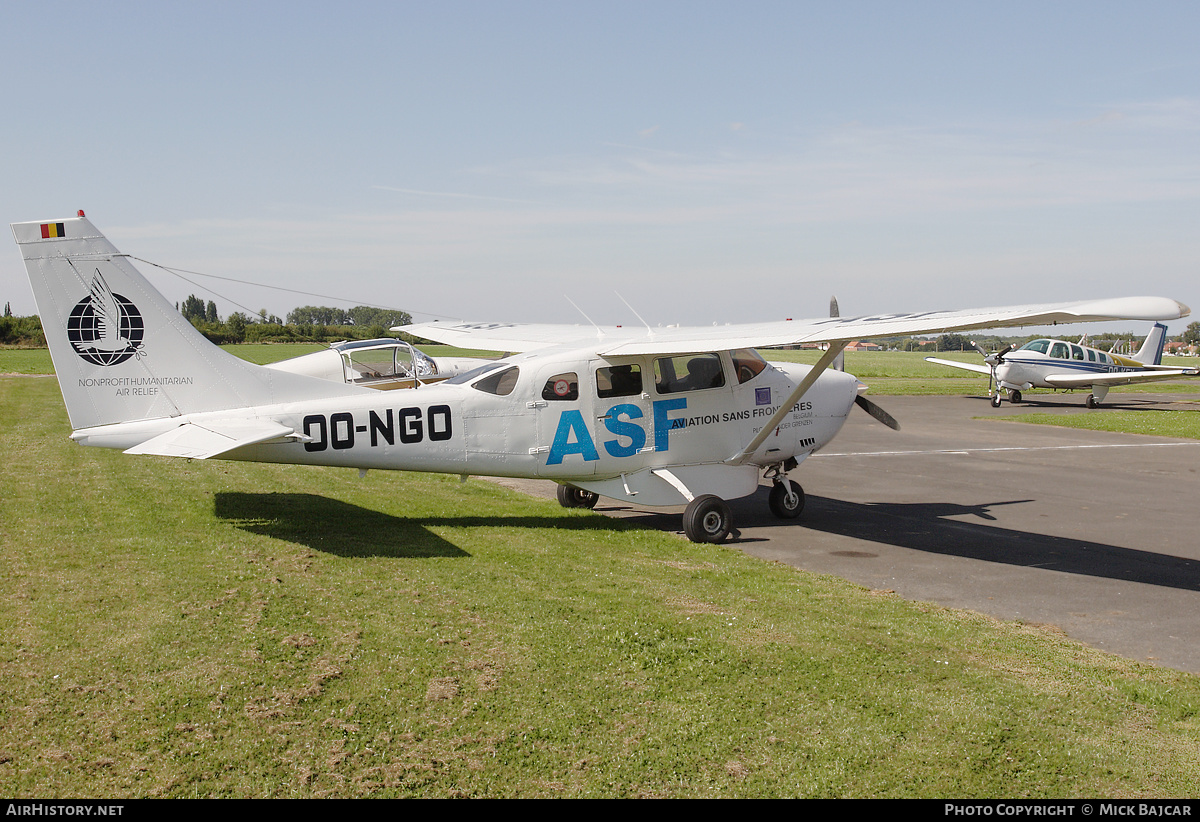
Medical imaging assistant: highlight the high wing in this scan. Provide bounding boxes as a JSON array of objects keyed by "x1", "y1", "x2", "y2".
[
  {"x1": 1042, "y1": 368, "x2": 1200, "y2": 389},
  {"x1": 397, "y1": 296, "x2": 1189, "y2": 355}
]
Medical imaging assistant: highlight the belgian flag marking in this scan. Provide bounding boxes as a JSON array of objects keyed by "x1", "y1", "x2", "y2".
[{"x1": 40, "y1": 222, "x2": 66, "y2": 239}]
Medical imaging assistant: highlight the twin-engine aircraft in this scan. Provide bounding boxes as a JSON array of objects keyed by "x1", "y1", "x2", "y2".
[
  {"x1": 925, "y1": 324, "x2": 1200, "y2": 408},
  {"x1": 12, "y1": 214, "x2": 1191, "y2": 542}
]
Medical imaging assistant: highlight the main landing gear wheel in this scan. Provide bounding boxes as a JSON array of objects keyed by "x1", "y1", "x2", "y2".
[
  {"x1": 556, "y1": 485, "x2": 599, "y2": 509},
  {"x1": 682, "y1": 494, "x2": 732, "y2": 543},
  {"x1": 991, "y1": 394, "x2": 1003, "y2": 408},
  {"x1": 769, "y1": 481, "x2": 805, "y2": 519},
  {"x1": 1010, "y1": 390, "x2": 1022, "y2": 403},
  {"x1": 1086, "y1": 394, "x2": 1099, "y2": 409}
]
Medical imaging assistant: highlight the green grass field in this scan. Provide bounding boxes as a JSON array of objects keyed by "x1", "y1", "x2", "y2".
[{"x1": 3, "y1": 350, "x2": 1200, "y2": 796}]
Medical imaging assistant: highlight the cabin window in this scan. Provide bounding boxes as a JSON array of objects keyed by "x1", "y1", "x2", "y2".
[
  {"x1": 596, "y1": 364, "x2": 643, "y2": 398},
  {"x1": 1087, "y1": 349, "x2": 1096, "y2": 362},
  {"x1": 731, "y1": 348, "x2": 768, "y2": 384},
  {"x1": 346, "y1": 349, "x2": 398, "y2": 382},
  {"x1": 541, "y1": 372, "x2": 580, "y2": 401},
  {"x1": 1071, "y1": 345, "x2": 1084, "y2": 360},
  {"x1": 1050, "y1": 342, "x2": 1070, "y2": 359},
  {"x1": 654, "y1": 353, "x2": 726, "y2": 394},
  {"x1": 1099, "y1": 352, "x2": 1110, "y2": 364},
  {"x1": 470, "y1": 365, "x2": 520, "y2": 396}
]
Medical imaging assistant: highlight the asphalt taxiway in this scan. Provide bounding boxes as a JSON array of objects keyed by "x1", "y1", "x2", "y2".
[{"x1": 499, "y1": 390, "x2": 1200, "y2": 674}]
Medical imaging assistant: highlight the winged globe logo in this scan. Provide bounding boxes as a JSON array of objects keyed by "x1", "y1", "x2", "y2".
[{"x1": 67, "y1": 270, "x2": 145, "y2": 366}]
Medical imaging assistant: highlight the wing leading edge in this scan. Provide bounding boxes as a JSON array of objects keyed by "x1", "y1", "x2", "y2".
[{"x1": 397, "y1": 297, "x2": 1190, "y2": 355}]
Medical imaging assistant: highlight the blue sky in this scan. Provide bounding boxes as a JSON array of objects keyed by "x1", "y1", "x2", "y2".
[{"x1": 3, "y1": 1, "x2": 1198, "y2": 335}]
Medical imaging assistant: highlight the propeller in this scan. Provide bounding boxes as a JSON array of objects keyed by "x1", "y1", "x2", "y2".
[
  {"x1": 854, "y1": 394, "x2": 901, "y2": 430},
  {"x1": 969, "y1": 341, "x2": 1015, "y2": 396}
]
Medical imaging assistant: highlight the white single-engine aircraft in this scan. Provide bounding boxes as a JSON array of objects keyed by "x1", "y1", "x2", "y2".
[
  {"x1": 13, "y1": 214, "x2": 1192, "y2": 542},
  {"x1": 925, "y1": 325, "x2": 1200, "y2": 408}
]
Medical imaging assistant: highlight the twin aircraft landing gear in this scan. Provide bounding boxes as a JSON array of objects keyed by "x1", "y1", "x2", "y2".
[
  {"x1": 555, "y1": 465, "x2": 806, "y2": 545},
  {"x1": 991, "y1": 389, "x2": 1022, "y2": 408}
]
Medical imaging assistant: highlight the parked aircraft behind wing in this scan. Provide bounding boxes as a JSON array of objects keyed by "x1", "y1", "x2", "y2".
[
  {"x1": 266, "y1": 338, "x2": 491, "y2": 391},
  {"x1": 925, "y1": 324, "x2": 1200, "y2": 408},
  {"x1": 12, "y1": 214, "x2": 1191, "y2": 542}
]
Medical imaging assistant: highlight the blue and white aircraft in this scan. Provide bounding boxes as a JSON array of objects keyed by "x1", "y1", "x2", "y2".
[
  {"x1": 926, "y1": 325, "x2": 1200, "y2": 408},
  {"x1": 12, "y1": 213, "x2": 1192, "y2": 542}
]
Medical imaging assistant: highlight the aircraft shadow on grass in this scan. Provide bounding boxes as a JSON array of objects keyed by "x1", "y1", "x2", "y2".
[
  {"x1": 607, "y1": 487, "x2": 1200, "y2": 593},
  {"x1": 213, "y1": 491, "x2": 628, "y2": 559}
]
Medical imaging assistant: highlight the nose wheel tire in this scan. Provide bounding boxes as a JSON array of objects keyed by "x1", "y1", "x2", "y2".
[
  {"x1": 769, "y1": 481, "x2": 805, "y2": 519},
  {"x1": 991, "y1": 394, "x2": 1002, "y2": 408},
  {"x1": 683, "y1": 495, "x2": 732, "y2": 543},
  {"x1": 556, "y1": 485, "x2": 599, "y2": 509}
]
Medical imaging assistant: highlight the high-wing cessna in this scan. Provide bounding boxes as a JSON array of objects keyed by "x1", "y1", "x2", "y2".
[
  {"x1": 13, "y1": 214, "x2": 1191, "y2": 542},
  {"x1": 925, "y1": 324, "x2": 1200, "y2": 408}
]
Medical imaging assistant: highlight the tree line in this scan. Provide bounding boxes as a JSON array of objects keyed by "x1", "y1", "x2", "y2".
[
  {"x1": 0, "y1": 296, "x2": 414, "y2": 346},
  {"x1": 5, "y1": 296, "x2": 1200, "y2": 351},
  {"x1": 175, "y1": 296, "x2": 414, "y2": 344}
]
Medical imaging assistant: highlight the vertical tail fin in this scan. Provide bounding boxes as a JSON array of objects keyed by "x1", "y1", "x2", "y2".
[
  {"x1": 12, "y1": 214, "x2": 361, "y2": 431},
  {"x1": 828, "y1": 295, "x2": 844, "y2": 371},
  {"x1": 1132, "y1": 322, "x2": 1168, "y2": 365}
]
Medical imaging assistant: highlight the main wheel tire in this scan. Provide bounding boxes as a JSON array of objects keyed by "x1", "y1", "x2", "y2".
[
  {"x1": 682, "y1": 495, "x2": 732, "y2": 543},
  {"x1": 769, "y1": 481, "x2": 805, "y2": 519},
  {"x1": 556, "y1": 485, "x2": 599, "y2": 509},
  {"x1": 1085, "y1": 394, "x2": 1098, "y2": 409},
  {"x1": 1011, "y1": 390, "x2": 1022, "y2": 403}
]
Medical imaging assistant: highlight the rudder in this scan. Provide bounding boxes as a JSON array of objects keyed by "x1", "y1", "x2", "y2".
[
  {"x1": 12, "y1": 214, "x2": 362, "y2": 431},
  {"x1": 1132, "y1": 323, "x2": 1168, "y2": 365}
]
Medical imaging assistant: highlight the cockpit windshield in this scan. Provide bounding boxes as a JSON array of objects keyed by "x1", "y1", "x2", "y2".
[{"x1": 1019, "y1": 339, "x2": 1050, "y2": 354}]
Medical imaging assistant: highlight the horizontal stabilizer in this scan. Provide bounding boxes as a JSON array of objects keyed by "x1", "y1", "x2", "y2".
[{"x1": 124, "y1": 420, "x2": 297, "y2": 459}]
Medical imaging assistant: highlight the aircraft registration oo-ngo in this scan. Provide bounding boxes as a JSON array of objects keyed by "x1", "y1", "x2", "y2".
[{"x1": 12, "y1": 214, "x2": 1192, "y2": 542}]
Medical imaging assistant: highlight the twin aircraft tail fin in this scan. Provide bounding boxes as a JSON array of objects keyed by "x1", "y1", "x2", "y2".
[
  {"x1": 1132, "y1": 322, "x2": 1168, "y2": 366},
  {"x1": 11, "y1": 215, "x2": 362, "y2": 432}
]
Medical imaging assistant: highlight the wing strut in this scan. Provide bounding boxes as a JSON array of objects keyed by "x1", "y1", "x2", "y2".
[{"x1": 726, "y1": 340, "x2": 850, "y2": 466}]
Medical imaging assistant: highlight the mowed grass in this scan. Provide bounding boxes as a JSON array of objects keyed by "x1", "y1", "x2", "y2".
[
  {"x1": 994, "y1": 410, "x2": 1200, "y2": 440},
  {"x1": 4, "y1": 376, "x2": 1200, "y2": 797}
]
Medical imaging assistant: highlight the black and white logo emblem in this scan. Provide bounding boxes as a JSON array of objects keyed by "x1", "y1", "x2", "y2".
[{"x1": 67, "y1": 270, "x2": 145, "y2": 366}]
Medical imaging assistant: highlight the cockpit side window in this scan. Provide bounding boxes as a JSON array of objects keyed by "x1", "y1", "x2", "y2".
[
  {"x1": 345, "y1": 349, "x2": 397, "y2": 382},
  {"x1": 596, "y1": 364, "x2": 643, "y2": 398},
  {"x1": 471, "y1": 365, "x2": 520, "y2": 396},
  {"x1": 731, "y1": 348, "x2": 768, "y2": 384},
  {"x1": 541, "y1": 372, "x2": 579, "y2": 401},
  {"x1": 1050, "y1": 342, "x2": 1070, "y2": 359},
  {"x1": 654, "y1": 353, "x2": 726, "y2": 394}
]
